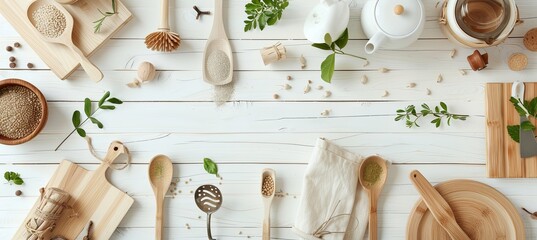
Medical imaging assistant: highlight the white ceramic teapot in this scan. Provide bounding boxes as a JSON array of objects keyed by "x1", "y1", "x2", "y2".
[
  {"x1": 303, "y1": 0, "x2": 350, "y2": 43},
  {"x1": 361, "y1": 0, "x2": 425, "y2": 54}
]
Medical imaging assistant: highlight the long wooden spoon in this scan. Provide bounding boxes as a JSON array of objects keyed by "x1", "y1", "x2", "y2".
[
  {"x1": 410, "y1": 170, "x2": 471, "y2": 240},
  {"x1": 202, "y1": 0, "x2": 233, "y2": 85},
  {"x1": 261, "y1": 169, "x2": 276, "y2": 240},
  {"x1": 27, "y1": 0, "x2": 103, "y2": 82},
  {"x1": 358, "y1": 156, "x2": 388, "y2": 240},
  {"x1": 149, "y1": 155, "x2": 174, "y2": 240}
]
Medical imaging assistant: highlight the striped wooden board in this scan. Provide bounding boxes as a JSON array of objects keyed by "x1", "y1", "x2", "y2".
[
  {"x1": 13, "y1": 142, "x2": 133, "y2": 239},
  {"x1": 486, "y1": 83, "x2": 537, "y2": 178}
]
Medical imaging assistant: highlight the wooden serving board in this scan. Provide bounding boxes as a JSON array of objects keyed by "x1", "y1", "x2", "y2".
[
  {"x1": 486, "y1": 83, "x2": 537, "y2": 178},
  {"x1": 0, "y1": 0, "x2": 132, "y2": 80},
  {"x1": 13, "y1": 142, "x2": 134, "y2": 239},
  {"x1": 407, "y1": 180, "x2": 524, "y2": 240}
]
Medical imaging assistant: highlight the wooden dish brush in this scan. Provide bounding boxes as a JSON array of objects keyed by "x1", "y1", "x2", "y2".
[{"x1": 145, "y1": 0, "x2": 180, "y2": 52}]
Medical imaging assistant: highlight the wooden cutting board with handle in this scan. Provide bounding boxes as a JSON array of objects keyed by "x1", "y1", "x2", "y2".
[
  {"x1": 13, "y1": 141, "x2": 134, "y2": 239},
  {"x1": 486, "y1": 83, "x2": 537, "y2": 178}
]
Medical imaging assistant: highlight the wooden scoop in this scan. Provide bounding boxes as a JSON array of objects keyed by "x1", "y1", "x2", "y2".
[
  {"x1": 149, "y1": 155, "x2": 174, "y2": 240},
  {"x1": 27, "y1": 0, "x2": 103, "y2": 82},
  {"x1": 202, "y1": 0, "x2": 233, "y2": 85},
  {"x1": 358, "y1": 156, "x2": 388, "y2": 240},
  {"x1": 410, "y1": 170, "x2": 471, "y2": 240},
  {"x1": 261, "y1": 169, "x2": 276, "y2": 240}
]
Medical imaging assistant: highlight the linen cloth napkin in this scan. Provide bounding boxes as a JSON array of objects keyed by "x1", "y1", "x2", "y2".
[{"x1": 293, "y1": 138, "x2": 369, "y2": 240}]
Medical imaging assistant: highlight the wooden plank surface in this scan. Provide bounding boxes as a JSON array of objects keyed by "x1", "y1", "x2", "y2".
[{"x1": 1, "y1": 0, "x2": 537, "y2": 239}]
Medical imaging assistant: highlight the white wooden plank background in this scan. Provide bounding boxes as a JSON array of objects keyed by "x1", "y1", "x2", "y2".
[{"x1": 1, "y1": 0, "x2": 537, "y2": 239}]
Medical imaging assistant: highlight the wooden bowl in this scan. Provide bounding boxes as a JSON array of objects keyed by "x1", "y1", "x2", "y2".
[{"x1": 0, "y1": 79, "x2": 48, "y2": 145}]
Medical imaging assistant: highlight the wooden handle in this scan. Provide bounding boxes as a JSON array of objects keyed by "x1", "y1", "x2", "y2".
[
  {"x1": 102, "y1": 141, "x2": 127, "y2": 166},
  {"x1": 68, "y1": 44, "x2": 103, "y2": 82},
  {"x1": 369, "y1": 192, "x2": 378, "y2": 240},
  {"x1": 159, "y1": 0, "x2": 170, "y2": 30},
  {"x1": 262, "y1": 207, "x2": 270, "y2": 240},
  {"x1": 410, "y1": 170, "x2": 471, "y2": 240},
  {"x1": 155, "y1": 195, "x2": 164, "y2": 240}
]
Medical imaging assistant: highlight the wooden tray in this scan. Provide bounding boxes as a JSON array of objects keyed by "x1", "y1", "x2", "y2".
[
  {"x1": 486, "y1": 83, "x2": 537, "y2": 178},
  {"x1": 0, "y1": 0, "x2": 132, "y2": 80},
  {"x1": 407, "y1": 180, "x2": 524, "y2": 240},
  {"x1": 13, "y1": 142, "x2": 134, "y2": 239}
]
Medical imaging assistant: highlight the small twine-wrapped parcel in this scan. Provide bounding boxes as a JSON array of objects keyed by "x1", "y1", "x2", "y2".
[
  {"x1": 24, "y1": 187, "x2": 72, "y2": 240},
  {"x1": 260, "y1": 42, "x2": 287, "y2": 65}
]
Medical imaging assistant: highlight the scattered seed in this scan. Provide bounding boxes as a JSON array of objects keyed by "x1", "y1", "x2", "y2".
[
  {"x1": 449, "y1": 49, "x2": 456, "y2": 58},
  {"x1": 316, "y1": 85, "x2": 323, "y2": 90},
  {"x1": 304, "y1": 84, "x2": 311, "y2": 94},
  {"x1": 179, "y1": 190, "x2": 182, "y2": 193},
  {"x1": 437, "y1": 74, "x2": 443, "y2": 83},
  {"x1": 308, "y1": 80, "x2": 312, "y2": 84},
  {"x1": 361, "y1": 75, "x2": 368, "y2": 84},
  {"x1": 219, "y1": 182, "x2": 222, "y2": 185},
  {"x1": 287, "y1": 75, "x2": 292, "y2": 80},
  {"x1": 15, "y1": 190, "x2": 22, "y2": 196},
  {"x1": 459, "y1": 69, "x2": 467, "y2": 75},
  {"x1": 283, "y1": 84, "x2": 291, "y2": 90},
  {"x1": 426, "y1": 88, "x2": 431, "y2": 95},
  {"x1": 239, "y1": 231, "x2": 243, "y2": 235},
  {"x1": 220, "y1": 176, "x2": 223, "y2": 180},
  {"x1": 381, "y1": 90, "x2": 389, "y2": 97},
  {"x1": 6, "y1": 46, "x2": 13, "y2": 52},
  {"x1": 379, "y1": 67, "x2": 389, "y2": 73},
  {"x1": 185, "y1": 181, "x2": 188, "y2": 184},
  {"x1": 321, "y1": 109, "x2": 330, "y2": 116},
  {"x1": 324, "y1": 90, "x2": 332, "y2": 98},
  {"x1": 300, "y1": 55, "x2": 307, "y2": 69},
  {"x1": 407, "y1": 82, "x2": 416, "y2": 88},
  {"x1": 189, "y1": 178, "x2": 192, "y2": 181},
  {"x1": 14, "y1": 42, "x2": 21, "y2": 48},
  {"x1": 363, "y1": 60, "x2": 370, "y2": 67},
  {"x1": 9, "y1": 62, "x2": 16, "y2": 68},
  {"x1": 273, "y1": 93, "x2": 280, "y2": 99},
  {"x1": 9, "y1": 56, "x2": 16, "y2": 62},
  {"x1": 190, "y1": 190, "x2": 193, "y2": 194}
]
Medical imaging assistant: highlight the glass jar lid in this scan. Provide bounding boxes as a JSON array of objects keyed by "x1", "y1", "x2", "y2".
[{"x1": 455, "y1": 0, "x2": 512, "y2": 44}]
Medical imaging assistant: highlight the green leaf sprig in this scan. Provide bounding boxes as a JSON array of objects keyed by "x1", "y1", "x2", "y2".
[
  {"x1": 395, "y1": 102, "x2": 468, "y2": 128},
  {"x1": 4, "y1": 171, "x2": 24, "y2": 185},
  {"x1": 244, "y1": 0, "x2": 289, "y2": 32},
  {"x1": 311, "y1": 29, "x2": 367, "y2": 83},
  {"x1": 203, "y1": 158, "x2": 219, "y2": 177},
  {"x1": 72, "y1": 91, "x2": 123, "y2": 138},
  {"x1": 507, "y1": 97, "x2": 537, "y2": 143},
  {"x1": 93, "y1": 0, "x2": 118, "y2": 33}
]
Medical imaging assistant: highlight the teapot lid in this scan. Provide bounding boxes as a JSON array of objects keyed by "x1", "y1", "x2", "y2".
[{"x1": 374, "y1": 0, "x2": 424, "y2": 37}]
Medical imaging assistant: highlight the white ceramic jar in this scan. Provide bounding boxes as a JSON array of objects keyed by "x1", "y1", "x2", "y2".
[
  {"x1": 303, "y1": 0, "x2": 350, "y2": 43},
  {"x1": 361, "y1": 0, "x2": 425, "y2": 54}
]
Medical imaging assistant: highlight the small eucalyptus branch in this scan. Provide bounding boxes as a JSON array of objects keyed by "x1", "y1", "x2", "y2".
[
  {"x1": 93, "y1": 0, "x2": 118, "y2": 33},
  {"x1": 395, "y1": 102, "x2": 468, "y2": 128}
]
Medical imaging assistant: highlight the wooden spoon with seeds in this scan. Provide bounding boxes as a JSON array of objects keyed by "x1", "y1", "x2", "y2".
[
  {"x1": 261, "y1": 169, "x2": 276, "y2": 240},
  {"x1": 202, "y1": 0, "x2": 233, "y2": 85},
  {"x1": 358, "y1": 156, "x2": 388, "y2": 240},
  {"x1": 148, "y1": 155, "x2": 174, "y2": 240},
  {"x1": 27, "y1": 0, "x2": 103, "y2": 82}
]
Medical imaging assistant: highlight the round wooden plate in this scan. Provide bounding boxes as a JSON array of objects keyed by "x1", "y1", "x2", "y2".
[{"x1": 407, "y1": 180, "x2": 525, "y2": 240}]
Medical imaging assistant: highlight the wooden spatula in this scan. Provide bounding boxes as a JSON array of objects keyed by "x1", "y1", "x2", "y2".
[{"x1": 410, "y1": 170, "x2": 471, "y2": 240}]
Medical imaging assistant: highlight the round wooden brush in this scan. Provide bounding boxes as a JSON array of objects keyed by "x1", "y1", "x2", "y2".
[{"x1": 145, "y1": 0, "x2": 180, "y2": 52}]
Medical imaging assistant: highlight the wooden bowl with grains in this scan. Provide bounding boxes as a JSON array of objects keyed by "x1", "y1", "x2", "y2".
[{"x1": 0, "y1": 79, "x2": 48, "y2": 145}]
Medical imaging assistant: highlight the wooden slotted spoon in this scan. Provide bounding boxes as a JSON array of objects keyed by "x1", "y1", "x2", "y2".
[
  {"x1": 149, "y1": 155, "x2": 174, "y2": 240},
  {"x1": 145, "y1": 0, "x2": 180, "y2": 52},
  {"x1": 358, "y1": 155, "x2": 388, "y2": 240},
  {"x1": 202, "y1": 0, "x2": 233, "y2": 85},
  {"x1": 27, "y1": 0, "x2": 103, "y2": 82}
]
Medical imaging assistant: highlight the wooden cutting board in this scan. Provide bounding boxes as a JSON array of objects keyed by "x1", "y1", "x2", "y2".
[
  {"x1": 407, "y1": 180, "x2": 525, "y2": 240},
  {"x1": 486, "y1": 83, "x2": 537, "y2": 178},
  {"x1": 0, "y1": 0, "x2": 132, "y2": 80},
  {"x1": 13, "y1": 142, "x2": 134, "y2": 239}
]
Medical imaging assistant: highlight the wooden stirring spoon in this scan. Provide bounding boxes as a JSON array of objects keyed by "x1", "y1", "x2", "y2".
[
  {"x1": 149, "y1": 155, "x2": 174, "y2": 240},
  {"x1": 358, "y1": 156, "x2": 388, "y2": 240},
  {"x1": 410, "y1": 170, "x2": 471, "y2": 240},
  {"x1": 27, "y1": 0, "x2": 103, "y2": 81}
]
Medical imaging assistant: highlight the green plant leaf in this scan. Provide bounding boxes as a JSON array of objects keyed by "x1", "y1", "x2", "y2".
[
  {"x1": 4, "y1": 171, "x2": 11, "y2": 181},
  {"x1": 13, "y1": 178, "x2": 23, "y2": 185},
  {"x1": 510, "y1": 97, "x2": 528, "y2": 116},
  {"x1": 311, "y1": 43, "x2": 331, "y2": 50},
  {"x1": 72, "y1": 111, "x2": 81, "y2": 128},
  {"x1": 320, "y1": 53, "x2": 336, "y2": 83},
  {"x1": 90, "y1": 117, "x2": 104, "y2": 129},
  {"x1": 84, "y1": 98, "x2": 92, "y2": 117},
  {"x1": 100, "y1": 105, "x2": 116, "y2": 110},
  {"x1": 521, "y1": 121, "x2": 535, "y2": 131},
  {"x1": 99, "y1": 91, "x2": 110, "y2": 107},
  {"x1": 507, "y1": 125, "x2": 520, "y2": 143},
  {"x1": 440, "y1": 102, "x2": 447, "y2": 111},
  {"x1": 203, "y1": 158, "x2": 218, "y2": 175},
  {"x1": 334, "y1": 28, "x2": 349, "y2": 49},
  {"x1": 76, "y1": 128, "x2": 87, "y2": 138},
  {"x1": 107, "y1": 98, "x2": 123, "y2": 104},
  {"x1": 529, "y1": 97, "x2": 537, "y2": 116},
  {"x1": 324, "y1": 33, "x2": 332, "y2": 45},
  {"x1": 111, "y1": 0, "x2": 117, "y2": 12}
]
